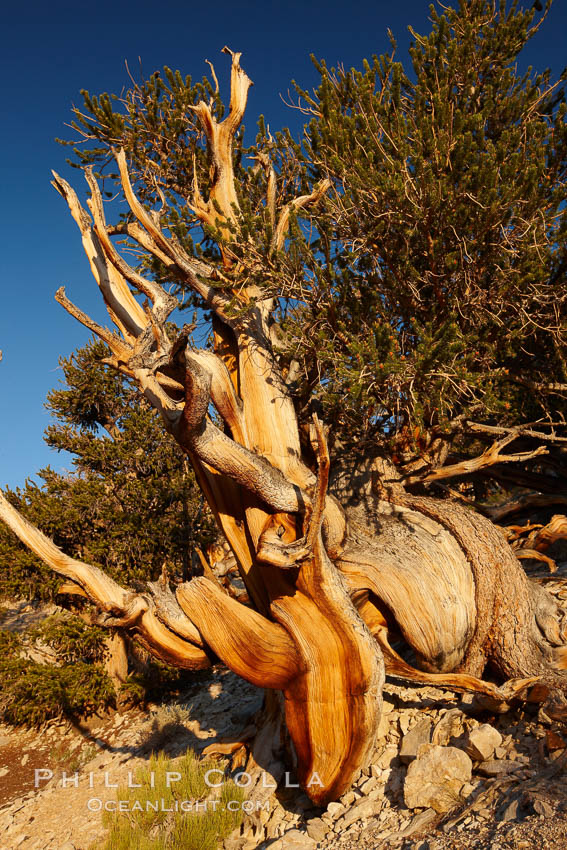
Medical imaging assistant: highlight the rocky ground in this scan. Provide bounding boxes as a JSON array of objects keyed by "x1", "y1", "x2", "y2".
[
  {"x1": 2, "y1": 587, "x2": 567, "y2": 850},
  {"x1": 0, "y1": 667, "x2": 264, "y2": 849},
  {"x1": 0, "y1": 669, "x2": 566, "y2": 850}
]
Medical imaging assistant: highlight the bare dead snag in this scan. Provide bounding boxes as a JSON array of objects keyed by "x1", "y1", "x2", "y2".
[
  {"x1": 189, "y1": 47, "x2": 252, "y2": 244},
  {"x1": 236, "y1": 417, "x2": 384, "y2": 804},
  {"x1": 272, "y1": 178, "x2": 332, "y2": 254},
  {"x1": 505, "y1": 514, "x2": 567, "y2": 573},
  {"x1": 174, "y1": 354, "x2": 306, "y2": 513},
  {"x1": 486, "y1": 493, "x2": 567, "y2": 522}
]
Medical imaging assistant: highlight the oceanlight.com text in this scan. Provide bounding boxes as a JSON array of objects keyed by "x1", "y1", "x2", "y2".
[{"x1": 86, "y1": 798, "x2": 268, "y2": 813}]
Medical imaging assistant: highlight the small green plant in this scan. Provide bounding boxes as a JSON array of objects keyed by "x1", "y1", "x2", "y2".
[
  {"x1": 0, "y1": 615, "x2": 200, "y2": 726},
  {"x1": 97, "y1": 749, "x2": 245, "y2": 850},
  {"x1": 0, "y1": 656, "x2": 115, "y2": 726},
  {"x1": 0, "y1": 627, "x2": 21, "y2": 654},
  {"x1": 117, "y1": 672, "x2": 147, "y2": 707},
  {"x1": 49, "y1": 740, "x2": 99, "y2": 773},
  {"x1": 133, "y1": 655, "x2": 198, "y2": 699}
]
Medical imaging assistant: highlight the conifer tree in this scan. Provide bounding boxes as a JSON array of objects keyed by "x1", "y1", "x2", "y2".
[{"x1": 1, "y1": 2, "x2": 567, "y2": 805}]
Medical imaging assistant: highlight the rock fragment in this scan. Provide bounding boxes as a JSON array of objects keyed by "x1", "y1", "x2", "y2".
[
  {"x1": 400, "y1": 718, "x2": 433, "y2": 764},
  {"x1": 404, "y1": 745, "x2": 472, "y2": 813},
  {"x1": 465, "y1": 724, "x2": 503, "y2": 761}
]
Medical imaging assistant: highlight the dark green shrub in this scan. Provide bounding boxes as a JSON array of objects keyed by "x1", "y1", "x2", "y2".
[
  {"x1": 30, "y1": 614, "x2": 108, "y2": 663},
  {"x1": 0, "y1": 625, "x2": 115, "y2": 726}
]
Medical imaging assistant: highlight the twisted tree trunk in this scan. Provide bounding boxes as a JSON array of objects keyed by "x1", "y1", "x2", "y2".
[{"x1": 1, "y1": 50, "x2": 566, "y2": 806}]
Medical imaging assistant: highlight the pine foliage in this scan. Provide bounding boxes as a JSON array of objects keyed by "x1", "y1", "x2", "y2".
[{"x1": 286, "y1": 0, "x2": 567, "y2": 464}]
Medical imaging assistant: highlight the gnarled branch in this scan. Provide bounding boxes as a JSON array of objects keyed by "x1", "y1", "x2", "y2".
[
  {"x1": 189, "y1": 47, "x2": 252, "y2": 239},
  {"x1": 416, "y1": 432, "x2": 548, "y2": 485},
  {"x1": 467, "y1": 421, "x2": 567, "y2": 444},
  {"x1": 85, "y1": 167, "x2": 178, "y2": 324},
  {"x1": 177, "y1": 576, "x2": 300, "y2": 688},
  {"x1": 54, "y1": 287, "x2": 133, "y2": 365},
  {"x1": 175, "y1": 353, "x2": 307, "y2": 513},
  {"x1": 114, "y1": 148, "x2": 235, "y2": 322},
  {"x1": 272, "y1": 179, "x2": 332, "y2": 254},
  {"x1": 51, "y1": 171, "x2": 147, "y2": 340},
  {"x1": 0, "y1": 490, "x2": 211, "y2": 670}
]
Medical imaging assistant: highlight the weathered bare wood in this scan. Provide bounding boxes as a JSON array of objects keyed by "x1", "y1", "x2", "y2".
[
  {"x1": 467, "y1": 421, "x2": 567, "y2": 444},
  {"x1": 188, "y1": 350, "x2": 245, "y2": 439},
  {"x1": 147, "y1": 574, "x2": 207, "y2": 646},
  {"x1": 55, "y1": 287, "x2": 133, "y2": 364},
  {"x1": 515, "y1": 548, "x2": 557, "y2": 571},
  {"x1": 85, "y1": 167, "x2": 178, "y2": 322},
  {"x1": 175, "y1": 354, "x2": 306, "y2": 512},
  {"x1": 114, "y1": 148, "x2": 235, "y2": 323},
  {"x1": 338, "y1": 501, "x2": 477, "y2": 673},
  {"x1": 398, "y1": 493, "x2": 564, "y2": 682},
  {"x1": 0, "y1": 489, "x2": 130, "y2": 611},
  {"x1": 414, "y1": 432, "x2": 548, "y2": 484},
  {"x1": 51, "y1": 171, "x2": 147, "y2": 340},
  {"x1": 510, "y1": 514, "x2": 567, "y2": 552},
  {"x1": 177, "y1": 577, "x2": 300, "y2": 689},
  {"x1": 370, "y1": 613, "x2": 537, "y2": 702},
  {"x1": 255, "y1": 421, "x2": 385, "y2": 804},
  {"x1": 189, "y1": 47, "x2": 251, "y2": 243},
  {"x1": 272, "y1": 534, "x2": 384, "y2": 804},
  {"x1": 108, "y1": 220, "x2": 219, "y2": 284},
  {"x1": 104, "y1": 633, "x2": 128, "y2": 685},
  {"x1": 486, "y1": 492, "x2": 567, "y2": 521},
  {"x1": 272, "y1": 179, "x2": 332, "y2": 253}
]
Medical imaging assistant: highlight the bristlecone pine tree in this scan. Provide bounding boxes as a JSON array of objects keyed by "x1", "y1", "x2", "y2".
[{"x1": 2, "y1": 1, "x2": 567, "y2": 804}]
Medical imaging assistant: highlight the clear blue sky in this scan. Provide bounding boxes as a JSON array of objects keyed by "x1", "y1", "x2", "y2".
[{"x1": 0, "y1": 0, "x2": 565, "y2": 490}]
